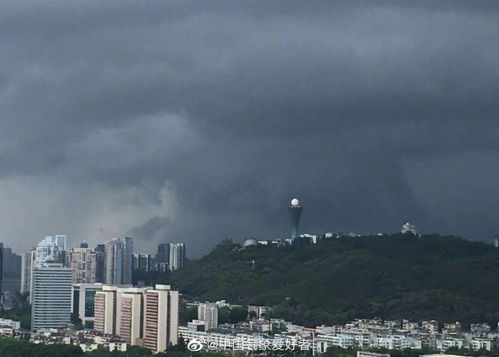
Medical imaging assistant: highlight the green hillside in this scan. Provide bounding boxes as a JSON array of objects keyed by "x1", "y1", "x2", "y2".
[{"x1": 167, "y1": 234, "x2": 499, "y2": 327}]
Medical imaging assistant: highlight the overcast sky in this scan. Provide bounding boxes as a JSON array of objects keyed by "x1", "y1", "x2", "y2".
[{"x1": 1, "y1": 0, "x2": 498, "y2": 257}]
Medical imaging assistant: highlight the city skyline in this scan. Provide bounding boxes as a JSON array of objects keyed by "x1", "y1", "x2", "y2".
[
  {"x1": 0, "y1": 0, "x2": 498, "y2": 355},
  {"x1": 0, "y1": 1, "x2": 498, "y2": 257}
]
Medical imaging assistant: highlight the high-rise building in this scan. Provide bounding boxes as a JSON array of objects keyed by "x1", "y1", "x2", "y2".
[
  {"x1": 72, "y1": 283, "x2": 104, "y2": 326},
  {"x1": 105, "y1": 238, "x2": 133, "y2": 285},
  {"x1": 105, "y1": 239, "x2": 122, "y2": 285},
  {"x1": 143, "y1": 284, "x2": 179, "y2": 353},
  {"x1": 95, "y1": 244, "x2": 105, "y2": 254},
  {"x1": 22, "y1": 235, "x2": 68, "y2": 299},
  {"x1": 93, "y1": 284, "x2": 179, "y2": 352},
  {"x1": 95, "y1": 244, "x2": 106, "y2": 283},
  {"x1": 198, "y1": 302, "x2": 218, "y2": 330},
  {"x1": 155, "y1": 243, "x2": 185, "y2": 271},
  {"x1": 20, "y1": 251, "x2": 33, "y2": 294},
  {"x1": 31, "y1": 263, "x2": 72, "y2": 332},
  {"x1": 69, "y1": 246, "x2": 97, "y2": 284},
  {"x1": 133, "y1": 254, "x2": 151, "y2": 272},
  {"x1": 94, "y1": 286, "x2": 143, "y2": 340},
  {"x1": 122, "y1": 238, "x2": 133, "y2": 284},
  {"x1": 117, "y1": 288, "x2": 145, "y2": 345},
  {"x1": 168, "y1": 243, "x2": 185, "y2": 271},
  {"x1": 94, "y1": 285, "x2": 119, "y2": 335},
  {"x1": 55, "y1": 235, "x2": 68, "y2": 251},
  {"x1": 156, "y1": 243, "x2": 168, "y2": 263},
  {"x1": 35, "y1": 235, "x2": 66, "y2": 265},
  {"x1": 0, "y1": 243, "x2": 21, "y2": 294},
  {"x1": 0, "y1": 245, "x2": 3, "y2": 295},
  {"x1": 288, "y1": 198, "x2": 303, "y2": 239}
]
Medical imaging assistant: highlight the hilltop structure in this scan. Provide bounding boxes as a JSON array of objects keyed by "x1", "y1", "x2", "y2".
[{"x1": 288, "y1": 198, "x2": 303, "y2": 239}]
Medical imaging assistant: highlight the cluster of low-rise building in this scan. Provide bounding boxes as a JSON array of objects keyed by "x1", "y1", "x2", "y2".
[
  {"x1": 29, "y1": 329, "x2": 128, "y2": 352},
  {"x1": 179, "y1": 311, "x2": 498, "y2": 354}
]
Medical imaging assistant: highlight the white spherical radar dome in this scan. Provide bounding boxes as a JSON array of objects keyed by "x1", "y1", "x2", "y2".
[{"x1": 290, "y1": 198, "x2": 300, "y2": 206}]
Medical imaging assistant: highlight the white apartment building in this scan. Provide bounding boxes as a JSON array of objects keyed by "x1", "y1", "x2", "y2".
[
  {"x1": 437, "y1": 337, "x2": 464, "y2": 350},
  {"x1": 470, "y1": 338, "x2": 492, "y2": 351},
  {"x1": 168, "y1": 243, "x2": 185, "y2": 271},
  {"x1": 35, "y1": 235, "x2": 67, "y2": 264},
  {"x1": 316, "y1": 333, "x2": 355, "y2": 351},
  {"x1": 374, "y1": 335, "x2": 409, "y2": 350},
  {"x1": 21, "y1": 235, "x2": 68, "y2": 298}
]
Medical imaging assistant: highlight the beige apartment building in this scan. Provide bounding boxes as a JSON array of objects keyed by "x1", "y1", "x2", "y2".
[
  {"x1": 94, "y1": 286, "x2": 119, "y2": 334},
  {"x1": 143, "y1": 284, "x2": 179, "y2": 352},
  {"x1": 93, "y1": 284, "x2": 179, "y2": 353}
]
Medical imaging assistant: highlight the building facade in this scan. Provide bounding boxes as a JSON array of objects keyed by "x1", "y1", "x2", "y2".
[
  {"x1": 132, "y1": 254, "x2": 151, "y2": 272},
  {"x1": 198, "y1": 302, "x2": 219, "y2": 330},
  {"x1": 20, "y1": 251, "x2": 33, "y2": 294},
  {"x1": 168, "y1": 243, "x2": 185, "y2": 271},
  {"x1": 143, "y1": 284, "x2": 179, "y2": 353},
  {"x1": 72, "y1": 283, "x2": 104, "y2": 326},
  {"x1": 93, "y1": 284, "x2": 179, "y2": 353},
  {"x1": 70, "y1": 247, "x2": 97, "y2": 284},
  {"x1": 117, "y1": 288, "x2": 145, "y2": 345},
  {"x1": 105, "y1": 238, "x2": 133, "y2": 285},
  {"x1": 31, "y1": 263, "x2": 72, "y2": 332},
  {"x1": 94, "y1": 286, "x2": 119, "y2": 335}
]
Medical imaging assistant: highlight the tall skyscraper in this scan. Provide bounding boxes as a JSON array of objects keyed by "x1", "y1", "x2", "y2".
[
  {"x1": 31, "y1": 263, "x2": 72, "y2": 332},
  {"x1": 69, "y1": 246, "x2": 97, "y2": 284},
  {"x1": 105, "y1": 238, "x2": 133, "y2": 285},
  {"x1": 105, "y1": 239, "x2": 122, "y2": 285},
  {"x1": 156, "y1": 243, "x2": 168, "y2": 263},
  {"x1": 122, "y1": 237, "x2": 133, "y2": 284},
  {"x1": 95, "y1": 244, "x2": 106, "y2": 283},
  {"x1": 0, "y1": 243, "x2": 21, "y2": 294},
  {"x1": 198, "y1": 302, "x2": 218, "y2": 330},
  {"x1": 22, "y1": 235, "x2": 68, "y2": 299},
  {"x1": 55, "y1": 235, "x2": 68, "y2": 251},
  {"x1": 143, "y1": 284, "x2": 179, "y2": 353},
  {"x1": 168, "y1": 243, "x2": 185, "y2": 271},
  {"x1": 20, "y1": 251, "x2": 33, "y2": 294},
  {"x1": 0, "y1": 245, "x2": 3, "y2": 295},
  {"x1": 288, "y1": 198, "x2": 303, "y2": 239},
  {"x1": 133, "y1": 254, "x2": 151, "y2": 271},
  {"x1": 35, "y1": 235, "x2": 67, "y2": 265}
]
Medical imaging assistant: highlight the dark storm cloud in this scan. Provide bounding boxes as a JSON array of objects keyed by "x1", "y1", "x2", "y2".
[{"x1": 0, "y1": 0, "x2": 498, "y2": 256}]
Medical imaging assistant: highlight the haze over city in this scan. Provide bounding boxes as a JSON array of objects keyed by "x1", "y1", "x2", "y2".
[{"x1": 1, "y1": 0, "x2": 499, "y2": 257}]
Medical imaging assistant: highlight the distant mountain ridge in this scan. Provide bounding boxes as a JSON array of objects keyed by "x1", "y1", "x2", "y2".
[{"x1": 169, "y1": 234, "x2": 499, "y2": 326}]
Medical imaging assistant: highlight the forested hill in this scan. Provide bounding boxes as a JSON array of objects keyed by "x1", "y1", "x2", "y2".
[{"x1": 168, "y1": 234, "x2": 499, "y2": 327}]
